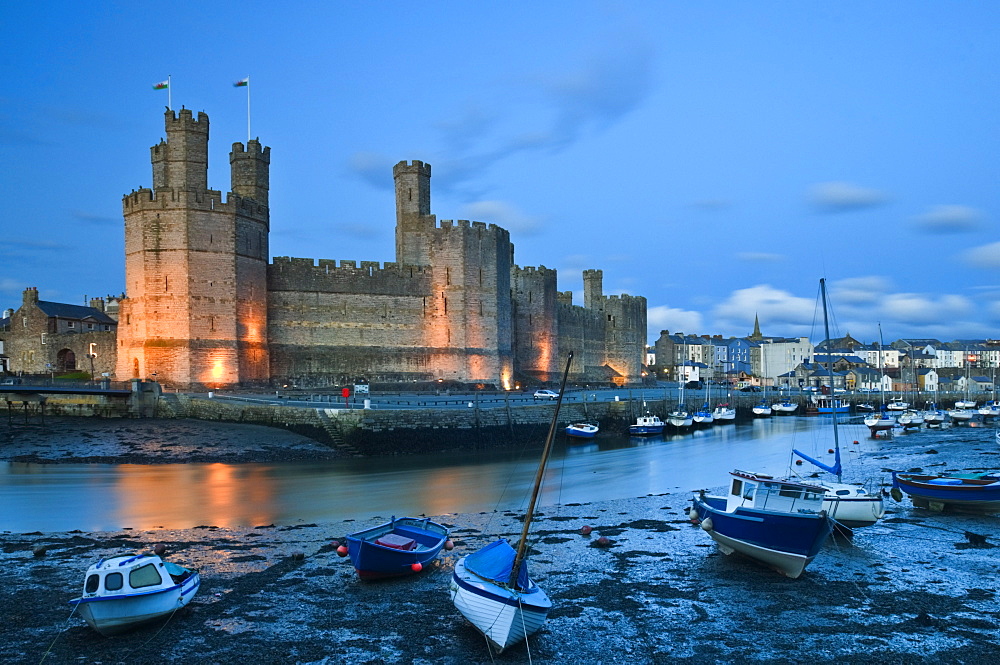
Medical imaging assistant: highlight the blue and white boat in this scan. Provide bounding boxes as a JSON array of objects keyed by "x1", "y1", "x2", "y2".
[
  {"x1": 451, "y1": 352, "x2": 571, "y2": 652},
  {"x1": 892, "y1": 471, "x2": 1000, "y2": 511},
  {"x1": 690, "y1": 470, "x2": 833, "y2": 578},
  {"x1": 692, "y1": 403, "x2": 715, "y2": 427},
  {"x1": 346, "y1": 516, "x2": 450, "y2": 580},
  {"x1": 565, "y1": 422, "x2": 599, "y2": 439},
  {"x1": 923, "y1": 403, "x2": 946, "y2": 427},
  {"x1": 69, "y1": 554, "x2": 200, "y2": 636},
  {"x1": 629, "y1": 414, "x2": 665, "y2": 435}
]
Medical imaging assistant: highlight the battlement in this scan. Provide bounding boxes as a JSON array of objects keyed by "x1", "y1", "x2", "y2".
[
  {"x1": 269, "y1": 256, "x2": 432, "y2": 295},
  {"x1": 231, "y1": 140, "x2": 271, "y2": 162},
  {"x1": 436, "y1": 219, "x2": 509, "y2": 235},
  {"x1": 514, "y1": 264, "x2": 558, "y2": 277},
  {"x1": 393, "y1": 160, "x2": 432, "y2": 177},
  {"x1": 122, "y1": 187, "x2": 267, "y2": 221},
  {"x1": 164, "y1": 107, "x2": 209, "y2": 133},
  {"x1": 557, "y1": 290, "x2": 574, "y2": 306}
]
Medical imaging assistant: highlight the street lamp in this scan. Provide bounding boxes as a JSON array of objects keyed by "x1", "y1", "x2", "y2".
[{"x1": 87, "y1": 354, "x2": 96, "y2": 382}]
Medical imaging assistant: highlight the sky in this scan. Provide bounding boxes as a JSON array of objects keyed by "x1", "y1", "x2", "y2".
[{"x1": 3, "y1": 2, "x2": 999, "y2": 347}]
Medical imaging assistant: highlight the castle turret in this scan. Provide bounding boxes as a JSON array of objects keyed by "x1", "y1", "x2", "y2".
[
  {"x1": 393, "y1": 161, "x2": 434, "y2": 265},
  {"x1": 151, "y1": 108, "x2": 208, "y2": 191},
  {"x1": 583, "y1": 269, "x2": 603, "y2": 311},
  {"x1": 230, "y1": 139, "x2": 270, "y2": 206}
]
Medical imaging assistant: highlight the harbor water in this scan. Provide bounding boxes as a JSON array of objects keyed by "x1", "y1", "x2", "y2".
[{"x1": 1, "y1": 415, "x2": 989, "y2": 533}]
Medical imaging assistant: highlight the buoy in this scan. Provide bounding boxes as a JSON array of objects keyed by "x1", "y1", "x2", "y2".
[
  {"x1": 580, "y1": 525, "x2": 593, "y2": 536},
  {"x1": 828, "y1": 448, "x2": 835, "y2": 454},
  {"x1": 595, "y1": 536, "x2": 611, "y2": 547},
  {"x1": 411, "y1": 562, "x2": 423, "y2": 572},
  {"x1": 336, "y1": 545, "x2": 349, "y2": 557},
  {"x1": 444, "y1": 539, "x2": 454, "y2": 550},
  {"x1": 853, "y1": 440, "x2": 860, "y2": 445},
  {"x1": 688, "y1": 507, "x2": 699, "y2": 522},
  {"x1": 795, "y1": 459, "x2": 803, "y2": 465},
  {"x1": 153, "y1": 543, "x2": 166, "y2": 556},
  {"x1": 32, "y1": 545, "x2": 47, "y2": 557},
  {"x1": 700, "y1": 517, "x2": 714, "y2": 532},
  {"x1": 890, "y1": 487, "x2": 903, "y2": 502}
]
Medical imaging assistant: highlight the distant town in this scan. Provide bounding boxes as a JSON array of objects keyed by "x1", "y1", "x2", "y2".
[{"x1": 649, "y1": 321, "x2": 999, "y2": 395}]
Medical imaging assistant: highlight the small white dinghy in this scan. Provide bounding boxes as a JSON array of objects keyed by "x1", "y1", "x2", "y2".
[{"x1": 69, "y1": 554, "x2": 200, "y2": 636}]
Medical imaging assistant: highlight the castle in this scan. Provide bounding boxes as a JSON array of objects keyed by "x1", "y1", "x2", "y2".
[{"x1": 114, "y1": 108, "x2": 647, "y2": 389}]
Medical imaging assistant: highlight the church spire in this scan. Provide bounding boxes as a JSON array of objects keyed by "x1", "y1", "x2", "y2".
[{"x1": 749, "y1": 314, "x2": 763, "y2": 341}]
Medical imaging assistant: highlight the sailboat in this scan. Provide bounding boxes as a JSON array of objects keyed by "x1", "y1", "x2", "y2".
[
  {"x1": 752, "y1": 387, "x2": 773, "y2": 417},
  {"x1": 922, "y1": 402, "x2": 946, "y2": 427},
  {"x1": 669, "y1": 369, "x2": 693, "y2": 429},
  {"x1": 450, "y1": 353, "x2": 572, "y2": 652},
  {"x1": 792, "y1": 279, "x2": 886, "y2": 530},
  {"x1": 864, "y1": 326, "x2": 896, "y2": 436}
]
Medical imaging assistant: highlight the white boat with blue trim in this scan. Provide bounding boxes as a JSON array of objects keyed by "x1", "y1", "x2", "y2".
[{"x1": 69, "y1": 553, "x2": 200, "y2": 636}]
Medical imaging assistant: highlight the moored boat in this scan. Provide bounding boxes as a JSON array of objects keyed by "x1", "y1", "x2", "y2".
[
  {"x1": 692, "y1": 404, "x2": 715, "y2": 427},
  {"x1": 630, "y1": 414, "x2": 665, "y2": 435},
  {"x1": 68, "y1": 554, "x2": 200, "y2": 636},
  {"x1": 772, "y1": 399, "x2": 798, "y2": 415},
  {"x1": 690, "y1": 470, "x2": 833, "y2": 578},
  {"x1": 923, "y1": 403, "x2": 946, "y2": 427},
  {"x1": 978, "y1": 401, "x2": 1000, "y2": 418},
  {"x1": 346, "y1": 516, "x2": 450, "y2": 580},
  {"x1": 450, "y1": 352, "x2": 571, "y2": 652},
  {"x1": 712, "y1": 403, "x2": 736, "y2": 422},
  {"x1": 864, "y1": 410, "x2": 896, "y2": 436},
  {"x1": 565, "y1": 422, "x2": 599, "y2": 439},
  {"x1": 752, "y1": 400, "x2": 772, "y2": 417},
  {"x1": 891, "y1": 471, "x2": 1000, "y2": 511},
  {"x1": 897, "y1": 409, "x2": 924, "y2": 429},
  {"x1": 668, "y1": 407, "x2": 693, "y2": 429}
]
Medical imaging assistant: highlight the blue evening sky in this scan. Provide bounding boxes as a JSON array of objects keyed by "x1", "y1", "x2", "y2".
[{"x1": 2, "y1": 2, "x2": 998, "y2": 345}]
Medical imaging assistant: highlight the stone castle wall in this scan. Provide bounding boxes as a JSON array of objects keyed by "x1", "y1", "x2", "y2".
[{"x1": 111, "y1": 111, "x2": 646, "y2": 389}]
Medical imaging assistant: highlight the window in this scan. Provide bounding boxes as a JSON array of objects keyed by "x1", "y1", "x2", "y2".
[
  {"x1": 104, "y1": 572, "x2": 123, "y2": 591},
  {"x1": 67, "y1": 321, "x2": 75, "y2": 329},
  {"x1": 85, "y1": 574, "x2": 99, "y2": 593},
  {"x1": 129, "y1": 563, "x2": 162, "y2": 589}
]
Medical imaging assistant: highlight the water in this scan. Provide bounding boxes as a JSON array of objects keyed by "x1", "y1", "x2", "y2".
[{"x1": 0, "y1": 416, "x2": 914, "y2": 532}]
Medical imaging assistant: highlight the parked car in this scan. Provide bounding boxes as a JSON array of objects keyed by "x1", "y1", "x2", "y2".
[
  {"x1": 684, "y1": 381, "x2": 704, "y2": 390},
  {"x1": 533, "y1": 389, "x2": 560, "y2": 400},
  {"x1": 739, "y1": 386, "x2": 762, "y2": 392},
  {"x1": 0, "y1": 377, "x2": 22, "y2": 385}
]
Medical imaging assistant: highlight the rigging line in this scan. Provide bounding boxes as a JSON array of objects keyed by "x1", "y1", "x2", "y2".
[
  {"x1": 38, "y1": 604, "x2": 77, "y2": 664},
  {"x1": 518, "y1": 596, "x2": 533, "y2": 665}
]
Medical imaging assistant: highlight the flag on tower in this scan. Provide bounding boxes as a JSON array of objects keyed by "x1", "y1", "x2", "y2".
[
  {"x1": 153, "y1": 80, "x2": 169, "y2": 90},
  {"x1": 234, "y1": 77, "x2": 249, "y2": 87}
]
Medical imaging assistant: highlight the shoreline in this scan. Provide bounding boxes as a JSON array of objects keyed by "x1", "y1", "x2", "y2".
[{"x1": 5, "y1": 417, "x2": 1000, "y2": 663}]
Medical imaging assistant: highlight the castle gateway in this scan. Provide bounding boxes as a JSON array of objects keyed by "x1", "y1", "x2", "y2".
[{"x1": 116, "y1": 109, "x2": 646, "y2": 389}]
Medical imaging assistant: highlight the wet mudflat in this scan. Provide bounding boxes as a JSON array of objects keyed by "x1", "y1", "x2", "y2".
[{"x1": 4, "y1": 418, "x2": 1000, "y2": 663}]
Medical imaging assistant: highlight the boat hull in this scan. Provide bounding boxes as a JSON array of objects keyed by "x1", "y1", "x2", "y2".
[
  {"x1": 71, "y1": 573, "x2": 200, "y2": 636},
  {"x1": 565, "y1": 424, "x2": 598, "y2": 438},
  {"x1": 892, "y1": 472, "x2": 1000, "y2": 511},
  {"x1": 450, "y1": 556, "x2": 551, "y2": 652},
  {"x1": 691, "y1": 494, "x2": 832, "y2": 578},
  {"x1": 629, "y1": 425, "x2": 664, "y2": 435},
  {"x1": 347, "y1": 517, "x2": 449, "y2": 580}
]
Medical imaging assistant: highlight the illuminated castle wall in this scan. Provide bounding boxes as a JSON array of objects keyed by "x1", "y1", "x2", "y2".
[{"x1": 116, "y1": 110, "x2": 645, "y2": 388}]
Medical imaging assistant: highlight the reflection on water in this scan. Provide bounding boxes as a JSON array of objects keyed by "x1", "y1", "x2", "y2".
[{"x1": 1, "y1": 415, "x2": 897, "y2": 532}]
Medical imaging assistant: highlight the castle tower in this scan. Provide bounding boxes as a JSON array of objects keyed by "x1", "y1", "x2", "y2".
[
  {"x1": 393, "y1": 160, "x2": 434, "y2": 266},
  {"x1": 116, "y1": 109, "x2": 270, "y2": 388},
  {"x1": 583, "y1": 269, "x2": 603, "y2": 311}
]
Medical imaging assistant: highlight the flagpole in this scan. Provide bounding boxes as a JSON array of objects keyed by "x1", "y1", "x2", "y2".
[
  {"x1": 168, "y1": 74, "x2": 172, "y2": 111},
  {"x1": 247, "y1": 75, "x2": 251, "y2": 143}
]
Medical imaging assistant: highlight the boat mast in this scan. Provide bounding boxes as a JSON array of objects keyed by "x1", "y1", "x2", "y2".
[
  {"x1": 509, "y1": 351, "x2": 573, "y2": 587},
  {"x1": 820, "y1": 279, "x2": 843, "y2": 483}
]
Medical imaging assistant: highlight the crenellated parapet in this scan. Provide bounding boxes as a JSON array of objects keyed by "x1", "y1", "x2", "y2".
[
  {"x1": 121, "y1": 187, "x2": 268, "y2": 223},
  {"x1": 269, "y1": 256, "x2": 432, "y2": 295}
]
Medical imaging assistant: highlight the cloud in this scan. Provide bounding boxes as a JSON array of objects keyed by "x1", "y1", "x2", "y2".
[
  {"x1": 828, "y1": 276, "x2": 892, "y2": 306},
  {"x1": 72, "y1": 210, "x2": 118, "y2": 226},
  {"x1": 713, "y1": 285, "x2": 816, "y2": 328},
  {"x1": 737, "y1": 252, "x2": 784, "y2": 263},
  {"x1": 964, "y1": 242, "x2": 1000, "y2": 269},
  {"x1": 348, "y1": 152, "x2": 397, "y2": 190},
  {"x1": 336, "y1": 222, "x2": 382, "y2": 240},
  {"x1": 647, "y1": 305, "x2": 703, "y2": 336},
  {"x1": 880, "y1": 293, "x2": 973, "y2": 325},
  {"x1": 459, "y1": 200, "x2": 542, "y2": 236},
  {"x1": 808, "y1": 181, "x2": 888, "y2": 213},
  {"x1": 912, "y1": 205, "x2": 982, "y2": 233}
]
